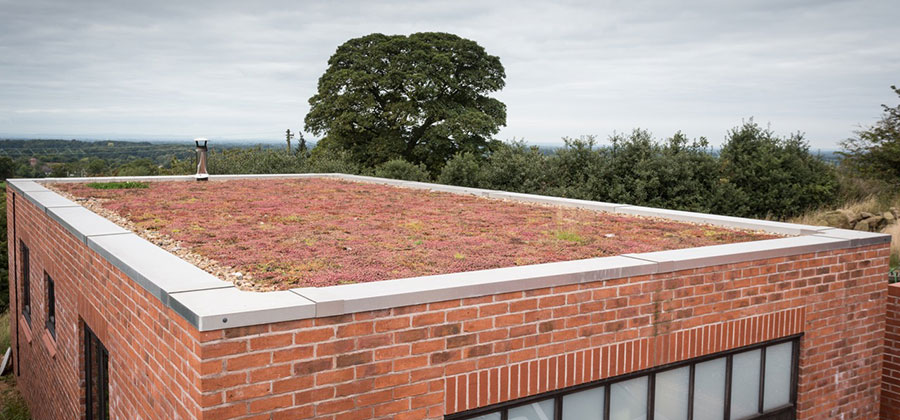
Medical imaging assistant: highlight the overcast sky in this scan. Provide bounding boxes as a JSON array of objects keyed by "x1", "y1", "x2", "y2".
[{"x1": 1, "y1": 0, "x2": 897, "y2": 148}]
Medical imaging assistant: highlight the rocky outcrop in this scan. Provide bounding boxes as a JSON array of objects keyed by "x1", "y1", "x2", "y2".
[
  {"x1": 825, "y1": 207, "x2": 900, "y2": 232},
  {"x1": 821, "y1": 209, "x2": 856, "y2": 229}
]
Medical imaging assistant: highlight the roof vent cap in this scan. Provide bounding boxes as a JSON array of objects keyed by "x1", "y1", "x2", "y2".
[{"x1": 194, "y1": 138, "x2": 209, "y2": 181}]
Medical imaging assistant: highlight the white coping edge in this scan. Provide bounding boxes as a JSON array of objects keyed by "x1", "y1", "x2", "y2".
[{"x1": 5, "y1": 175, "x2": 892, "y2": 331}]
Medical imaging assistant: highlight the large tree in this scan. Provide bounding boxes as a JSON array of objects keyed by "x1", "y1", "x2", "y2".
[
  {"x1": 304, "y1": 32, "x2": 507, "y2": 170},
  {"x1": 840, "y1": 85, "x2": 900, "y2": 185}
]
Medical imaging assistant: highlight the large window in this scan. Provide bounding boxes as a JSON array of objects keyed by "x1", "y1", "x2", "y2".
[
  {"x1": 45, "y1": 273, "x2": 56, "y2": 338},
  {"x1": 449, "y1": 336, "x2": 799, "y2": 420},
  {"x1": 20, "y1": 241, "x2": 31, "y2": 324}
]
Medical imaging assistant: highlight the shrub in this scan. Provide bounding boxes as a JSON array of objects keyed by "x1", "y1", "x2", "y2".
[
  {"x1": 583, "y1": 129, "x2": 665, "y2": 206},
  {"x1": 544, "y1": 136, "x2": 604, "y2": 199},
  {"x1": 306, "y1": 154, "x2": 360, "y2": 175},
  {"x1": 209, "y1": 148, "x2": 307, "y2": 175},
  {"x1": 477, "y1": 141, "x2": 550, "y2": 193},
  {"x1": 563, "y1": 130, "x2": 718, "y2": 212},
  {"x1": 438, "y1": 152, "x2": 483, "y2": 187},
  {"x1": 714, "y1": 121, "x2": 837, "y2": 219},
  {"x1": 649, "y1": 132, "x2": 719, "y2": 212},
  {"x1": 373, "y1": 159, "x2": 431, "y2": 182}
]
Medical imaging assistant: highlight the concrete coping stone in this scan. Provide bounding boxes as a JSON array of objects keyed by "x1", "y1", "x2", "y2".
[
  {"x1": 11, "y1": 173, "x2": 892, "y2": 331},
  {"x1": 6, "y1": 179, "x2": 51, "y2": 193},
  {"x1": 169, "y1": 288, "x2": 316, "y2": 330},
  {"x1": 208, "y1": 173, "x2": 323, "y2": 181},
  {"x1": 622, "y1": 235, "x2": 851, "y2": 273},
  {"x1": 292, "y1": 256, "x2": 659, "y2": 318},
  {"x1": 396, "y1": 180, "x2": 497, "y2": 197},
  {"x1": 32, "y1": 175, "x2": 195, "y2": 183},
  {"x1": 815, "y1": 228, "x2": 892, "y2": 248},
  {"x1": 614, "y1": 205, "x2": 828, "y2": 236},
  {"x1": 86, "y1": 233, "x2": 232, "y2": 306},
  {"x1": 488, "y1": 191, "x2": 624, "y2": 212},
  {"x1": 47, "y1": 206, "x2": 130, "y2": 245},
  {"x1": 19, "y1": 191, "x2": 80, "y2": 212}
]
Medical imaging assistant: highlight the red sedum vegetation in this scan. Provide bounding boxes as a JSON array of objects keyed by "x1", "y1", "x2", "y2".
[{"x1": 55, "y1": 179, "x2": 777, "y2": 289}]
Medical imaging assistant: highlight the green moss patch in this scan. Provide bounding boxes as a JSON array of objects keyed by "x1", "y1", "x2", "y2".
[{"x1": 86, "y1": 181, "x2": 149, "y2": 190}]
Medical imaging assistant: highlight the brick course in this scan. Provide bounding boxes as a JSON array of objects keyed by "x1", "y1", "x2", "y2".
[{"x1": 7, "y1": 188, "x2": 891, "y2": 420}]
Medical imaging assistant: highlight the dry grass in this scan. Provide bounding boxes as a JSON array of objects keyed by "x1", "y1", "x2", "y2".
[
  {"x1": 0, "y1": 312, "x2": 8, "y2": 352},
  {"x1": 792, "y1": 195, "x2": 900, "y2": 268},
  {"x1": 884, "y1": 223, "x2": 900, "y2": 268},
  {"x1": 791, "y1": 196, "x2": 883, "y2": 226},
  {"x1": 0, "y1": 312, "x2": 30, "y2": 420},
  {"x1": 0, "y1": 376, "x2": 29, "y2": 420}
]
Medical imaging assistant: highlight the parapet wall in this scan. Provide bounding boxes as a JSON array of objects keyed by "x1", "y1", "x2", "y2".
[{"x1": 5, "y1": 174, "x2": 893, "y2": 420}]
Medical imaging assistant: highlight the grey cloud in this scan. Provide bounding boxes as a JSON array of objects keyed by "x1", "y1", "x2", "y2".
[{"x1": 0, "y1": 0, "x2": 898, "y2": 147}]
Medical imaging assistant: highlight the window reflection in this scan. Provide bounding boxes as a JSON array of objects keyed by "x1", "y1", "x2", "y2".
[
  {"x1": 694, "y1": 358, "x2": 726, "y2": 420},
  {"x1": 610, "y1": 376, "x2": 647, "y2": 420},
  {"x1": 764, "y1": 342, "x2": 793, "y2": 410},
  {"x1": 654, "y1": 366, "x2": 689, "y2": 420},
  {"x1": 562, "y1": 387, "x2": 604, "y2": 420},
  {"x1": 509, "y1": 399, "x2": 554, "y2": 420},
  {"x1": 731, "y1": 349, "x2": 761, "y2": 419}
]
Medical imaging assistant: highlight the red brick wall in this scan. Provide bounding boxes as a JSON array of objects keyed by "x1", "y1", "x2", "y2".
[
  {"x1": 8, "y1": 192, "x2": 206, "y2": 420},
  {"x1": 883, "y1": 283, "x2": 900, "y2": 419},
  {"x1": 198, "y1": 246, "x2": 888, "y2": 420},
  {"x1": 445, "y1": 308, "x2": 805, "y2": 414},
  {"x1": 8, "y1": 189, "x2": 891, "y2": 420}
]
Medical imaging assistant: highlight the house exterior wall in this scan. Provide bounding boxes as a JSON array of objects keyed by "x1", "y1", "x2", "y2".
[
  {"x1": 195, "y1": 246, "x2": 888, "y2": 420},
  {"x1": 8, "y1": 190, "x2": 206, "y2": 420},
  {"x1": 5, "y1": 177, "x2": 892, "y2": 420},
  {"x1": 883, "y1": 283, "x2": 900, "y2": 419}
]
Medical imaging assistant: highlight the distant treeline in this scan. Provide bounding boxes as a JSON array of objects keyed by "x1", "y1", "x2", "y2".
[
  {"x1": 177, "y1": 121, "x2": 840, "y2": 221},
  {"x1": 0, "y1": 122, "x2": 852, "y2": 221},
  {"x1": 0, "y1": 139, "x2": 280, "y2": 178}
]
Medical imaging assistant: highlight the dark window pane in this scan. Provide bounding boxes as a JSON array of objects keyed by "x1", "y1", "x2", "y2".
[
  {"x1": 85, "y1": 326, "x2": 109, "y2": 420},
  {"x1": 46, "y1": 275, "x2": 56, "y2": 337},
  {"x1": 21, "y1": 242, "x2": 31, "y2": 322}
]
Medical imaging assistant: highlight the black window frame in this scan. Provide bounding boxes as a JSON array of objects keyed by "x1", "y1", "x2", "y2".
[
  {"x1": 45, "y1": 273, "x2": 56, "y2": 338},
  {"x1": 20, "y1": 241, "x2": 31, "y2": 325},
  {"x1": 447, "y1": 334, "x2": 801, "y2": 420},
  {"x1": 84, "y1": 324, "x2": 109, "y2": 420}
]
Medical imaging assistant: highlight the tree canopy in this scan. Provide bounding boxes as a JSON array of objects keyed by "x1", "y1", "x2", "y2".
[
  {"x1": 304, "y1": 32, "x2": 507, "y2": 170},
  {"x1": 841, "y1": 85, "x2": 900, "y2": 185}
]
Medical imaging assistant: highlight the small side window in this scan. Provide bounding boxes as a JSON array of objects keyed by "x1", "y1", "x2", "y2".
[
  {"x1": 45, "y1": 273, "x2": 56, "y2": 338},
  {"x1": 21, "y1": 241, "x2": 31, "y2": 324}
]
